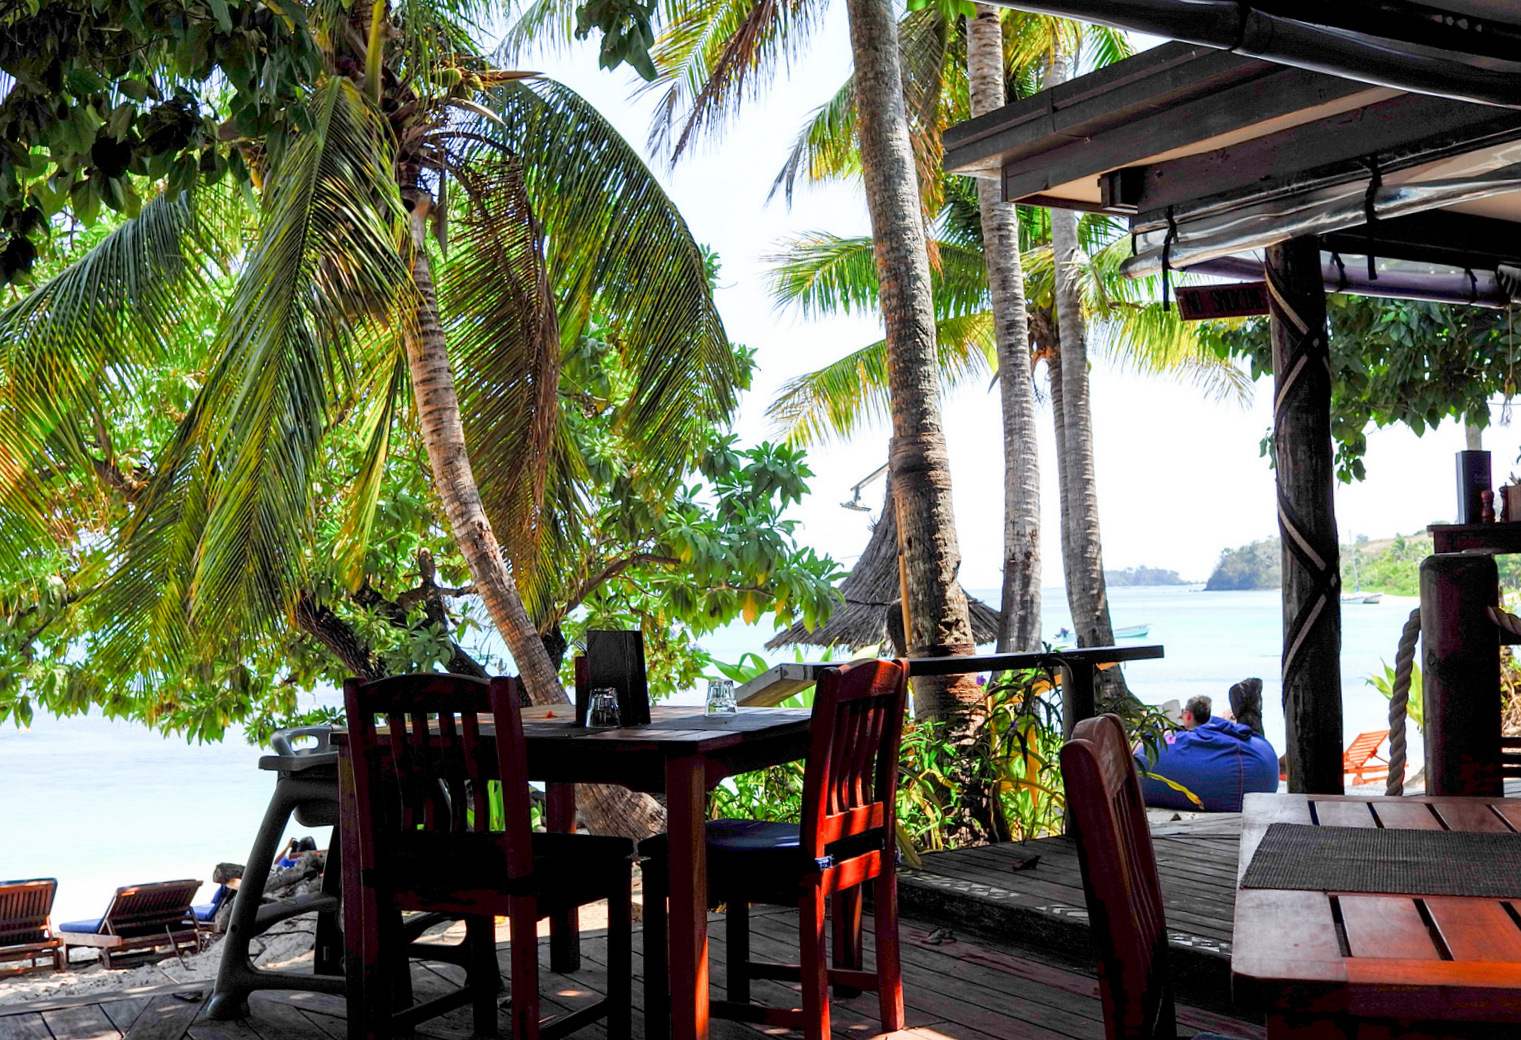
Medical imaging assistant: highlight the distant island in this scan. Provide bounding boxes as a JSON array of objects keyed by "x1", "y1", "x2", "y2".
[
  {"x1": 1206, "y1": 538, "x2": 1282, "y2": 590},
  {"x1": 1105, "y1": 566, "x2": 1188, "y2": 587}
]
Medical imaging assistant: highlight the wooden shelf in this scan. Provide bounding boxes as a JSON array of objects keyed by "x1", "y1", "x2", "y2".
[{"x1": 1429, "y1": 523, "x2": 1521, "y2": 554}]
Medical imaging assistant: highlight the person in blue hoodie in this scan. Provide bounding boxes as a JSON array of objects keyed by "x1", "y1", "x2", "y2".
[{"x1": 1138, "y1": 690, "x2": 1279, "y2": 812}]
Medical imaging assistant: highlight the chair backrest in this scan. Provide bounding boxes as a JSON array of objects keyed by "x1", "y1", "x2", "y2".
[
  {"x1": 101, "y1": 880, "x2": 202, "y2": 937},
  {"x1": 1061, "y1": 714, "x2": 1176, "y2": 1040},
  {"x1": 343, "y1": 673, "x2": 534, "y2": 879},
  {"x1": 1343, "y1": 730, "x2": 1387, "y2": 769},
  {"x1": 798, "y1": 659, "x2": 909, "y2": 862},
  {"x1": 0, "y1": 878, "x2": 56, "y2": 946}
]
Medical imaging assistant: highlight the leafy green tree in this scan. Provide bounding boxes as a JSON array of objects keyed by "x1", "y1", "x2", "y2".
[
  {"x1": 0, "y1": 0, "x2": 839, "y2": 836},
  {"x1": 1225, "y1": 295, "x2": 1521, "y2": 482}
]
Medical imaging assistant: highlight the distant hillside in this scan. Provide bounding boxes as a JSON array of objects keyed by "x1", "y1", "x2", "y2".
[
  {"x1": 1206, "y1": 538, "x2": 1282, "y2": 591},
  {"x1": 1105, "y1": 566, "x2": 1188, "y2": 587}
]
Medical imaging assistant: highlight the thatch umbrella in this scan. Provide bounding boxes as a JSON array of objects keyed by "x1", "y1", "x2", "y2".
[{"x1": 767, "y1": 483, "x2": 1001, "y2": 653}]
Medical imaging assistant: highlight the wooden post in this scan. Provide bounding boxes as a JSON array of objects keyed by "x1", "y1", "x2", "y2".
[
  {"x1": 1420, "y1": 553, "x2": 1502, "y2": 796},
  {"x1": 1265, "y1": 238, "x2": 1344, "y2": 794}
]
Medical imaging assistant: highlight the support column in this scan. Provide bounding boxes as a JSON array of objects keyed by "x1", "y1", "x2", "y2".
[
  {"x1": 1266, "y1": 238, "x2": 1344, "y2": 794},
  {"x1": 1420, "y1": 553, "x2": 1501, "y2": 796}
]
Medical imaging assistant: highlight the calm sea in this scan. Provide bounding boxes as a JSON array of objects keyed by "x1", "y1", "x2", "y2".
[{"x1": 0, "y1": 584, "x2": 1420, "y2": 924}]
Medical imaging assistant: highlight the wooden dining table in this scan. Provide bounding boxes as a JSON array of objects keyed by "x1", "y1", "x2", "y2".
[
  {"x1": 1232, "y1": 792, "x2": 1521, "y2": 1039},
  {"x1": 336, "y1": 703, "x2": 815, "y2": 1040}
]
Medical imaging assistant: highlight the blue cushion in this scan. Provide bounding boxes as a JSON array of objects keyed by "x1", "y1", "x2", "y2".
[
  {"x1": 705, "y1": 819, "x2": 801, "y2": 852},
  {"x1": 192, "y1": 885, "x2": 231, "y2": 921},
  {"x1": 58, "y1": 918, "x2": 104, "y2": 935}
]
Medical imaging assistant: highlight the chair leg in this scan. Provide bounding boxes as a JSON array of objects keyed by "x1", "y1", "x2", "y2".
[
  {"x1": 798, "y1": 889, "x2": 830, "y2": 1040},
  {"x1": 872, "y1": 870, "x2": 904, "y2": 1032},
  {"x1": 467, "y1": 915, "x2": 500, "y2": 1037},
  {"x1": 509, "y1": 899, "x2": 541, "y2": 1040},
  {"x1": 726, "y1": 901, "x2": 751, "y2": 1004},
  {"x1": 831, "y1": 886, "x2": 864, "y2": 998},
  {"x1": 641, "y1": 860, "x2": 669, "y2": 1040},
  {"x1": 607, "y1": 864, "x2": 634, "y2": 1039}
]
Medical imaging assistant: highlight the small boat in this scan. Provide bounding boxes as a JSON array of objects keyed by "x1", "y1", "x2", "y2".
[
  {"x1": 1115, "y1": 624, "x2": 1151, "y2": 639},
  {"x1": 1362, "y1": 593, "x2": 1383, "y2": 604},
  {"x1": 1341, "y1": 592, "x2": 1384, "y2": 604}
]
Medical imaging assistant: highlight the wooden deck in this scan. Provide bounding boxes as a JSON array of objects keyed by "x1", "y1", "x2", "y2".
[
  {"x1": 0, "y1": 906, "x2": 1262, "y2": 1040},
  {"x1": 897, "y1": 815, "x2": 1243, "y2": 1009}
]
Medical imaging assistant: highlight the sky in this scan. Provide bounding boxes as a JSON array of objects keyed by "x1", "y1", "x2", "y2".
[{"x1": 505, "y1": 12, "x2": 1507, "y2": 588}]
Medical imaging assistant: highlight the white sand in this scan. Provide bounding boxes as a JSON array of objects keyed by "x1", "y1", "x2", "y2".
[{"x1": 0, "y1": 915, "x2": 320, "y2": 1007}]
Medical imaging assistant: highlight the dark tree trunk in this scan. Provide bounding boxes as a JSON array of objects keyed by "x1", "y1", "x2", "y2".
[
  {"x1": 1266, "y1": 236, "x2": 1344, "y2": 794},
  {"x1": 844, "y1": 0, "x2": 993, "y2": 845}
]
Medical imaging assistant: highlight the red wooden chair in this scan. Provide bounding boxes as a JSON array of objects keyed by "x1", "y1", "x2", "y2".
[
  {"x1": 642, "y1": 658, "x2": 909, "y2": 1040},
  {"x1": 343, "y1": 674, "x2": 634, "y2": 1040},
  {"x1": 1061, "y1": 714, "x2": 1244, "y2": 1040}
]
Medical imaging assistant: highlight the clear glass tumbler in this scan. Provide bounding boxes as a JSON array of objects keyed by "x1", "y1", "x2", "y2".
[
  {"x1": 587, "y1": 688, "x2": 622, "y2": 728},
  {"x1": 705, "y1": 678, "x2": 737, "y2": 715}
]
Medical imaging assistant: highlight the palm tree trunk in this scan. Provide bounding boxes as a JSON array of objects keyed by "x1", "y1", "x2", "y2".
[
  {"x1": 400, "y1": 195, "x2": 665, "y2": 840},
  {"x1": 967, "y1": 3, "x2": 1040, "y2": 654},
  {"x1": 844, "y1": 0, "x2": 993, "y2": 845},
  {"x1": 1040, "y1": 58, "x2": 1129, "y2": 706}
]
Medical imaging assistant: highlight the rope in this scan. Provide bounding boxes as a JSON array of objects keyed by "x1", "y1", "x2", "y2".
[{"x1": 1386, "y1": 607, "x2": 1421, "y2": 796}]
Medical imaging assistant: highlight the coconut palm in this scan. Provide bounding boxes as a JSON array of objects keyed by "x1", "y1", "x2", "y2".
[
  {"x1": 0, "y1": 6, "x2": 741, "y2": 837},
  {"x1": 764, "y1": 209, "x2": 1251, "y2": 487}
]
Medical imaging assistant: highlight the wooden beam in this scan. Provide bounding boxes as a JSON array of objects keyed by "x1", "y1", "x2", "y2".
[
  {"x1": 944, "y1": 42, "x2": 1248, "y2": 174},
  {"x1": 1266, "y1": 238, "x2": 1344, "y2": 795},
  {"x1": 1001, "y1": 64, "x2": 1372, "y2": 206},
  {"x1": 1119, "y1": 90, "x2": 1521, "y2": 219}
]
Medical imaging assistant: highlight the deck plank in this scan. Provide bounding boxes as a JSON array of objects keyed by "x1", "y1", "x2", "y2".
[
  {"x1": 0, "y1": 904, "x2": 1261, "y2": 1040},
  {"x1": 0, "y1": 1014, "x2": 52, "y2": 1040}
]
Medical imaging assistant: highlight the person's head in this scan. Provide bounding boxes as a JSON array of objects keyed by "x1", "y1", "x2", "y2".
[
  {"x1": 1182, "y1": 695, "x2": 1212, "y2": 729},
  {"x1": 1229, "y1": 678, "x2": 1265, "y2": 737}
]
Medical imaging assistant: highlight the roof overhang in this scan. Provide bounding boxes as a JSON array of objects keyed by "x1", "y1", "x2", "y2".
[{"x1": 943, "y1": 38, "x2": 1521, "y2": 296}]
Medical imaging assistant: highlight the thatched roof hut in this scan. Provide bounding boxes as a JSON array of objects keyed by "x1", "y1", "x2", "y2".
[{"x1": 766, "y1": 484, "x2": 1001, "y2": 652}]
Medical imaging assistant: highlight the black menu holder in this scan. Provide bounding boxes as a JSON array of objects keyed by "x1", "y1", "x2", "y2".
[
  {"x1": 1457, "y1": 450, "x2": 1492, "y2": 524},
  {"x1": 575, "y1": 630, "x2": 651, "y2": 726}
]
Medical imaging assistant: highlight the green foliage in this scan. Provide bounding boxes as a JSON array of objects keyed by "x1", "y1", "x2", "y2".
[
  {"x1": 1367, "y1": 659, "x2": 1422, "y2": 732},
  {"x1": 1342, "y1": 535, "x2": 1432, "y2": 596},
  {"x1": 0, "y1": 0, "x2": 322, "y2": 283},
  {"x1": 0, "y1": 1, "x2": 842, "y2": 744},
  {"x1": 1223, "y1": 295, "x2": 1521, "y2": 482},
  {"x1": 1205, "y1": 538, "x2": 1282, "y2": 591}
]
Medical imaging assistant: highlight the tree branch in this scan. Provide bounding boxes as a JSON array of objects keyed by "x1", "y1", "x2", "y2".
[{"x1": 550, "y1": 552, "x2": 680, "y2": 628}]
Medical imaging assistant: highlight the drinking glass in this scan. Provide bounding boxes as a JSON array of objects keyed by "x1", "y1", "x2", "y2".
[
  {"x1": 587, "y1": 688, "x2": 622, "y2": 728},
  {"x1": 705, "y1": 678, "x2": 737, "y2": 715}
]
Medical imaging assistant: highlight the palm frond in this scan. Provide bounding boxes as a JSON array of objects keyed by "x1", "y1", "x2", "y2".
[
  {"x1": 640, "y1": 0, "x2": 823, "y2": 162},
  {"x1": 770, "y1": 77, "x2": 858, "y2": 205},
  {"x1": 438, "y1": 150, "x2": 563, "y2": 604},
  {"x1": 766, "y1": 312, "x2": 996, "y2": 447},
  {"x1": 474, "y1": 79, "x2": 738, "y2": 468},
  {"x1": 768, "y1": 232, "x2": 990, "y2": 321},
  {"x1": 0, "y1": 187, "x2": 243, "y2": 569},
  {"x1": 102, "y1": 77, "x2": 410, "y2": 667},
  {"x1": 497, "y1": 0, "x2": 580, "y2": 61}
]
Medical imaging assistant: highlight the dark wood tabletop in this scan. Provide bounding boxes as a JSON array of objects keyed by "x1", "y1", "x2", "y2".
[{"x1": 1233, "y1": 793, "x2": 1521, "y2": 1038}]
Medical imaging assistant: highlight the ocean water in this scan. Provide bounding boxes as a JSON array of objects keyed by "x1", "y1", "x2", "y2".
[{"x1": 1, "y1": 584, "x2": 1421, "y2": 924}]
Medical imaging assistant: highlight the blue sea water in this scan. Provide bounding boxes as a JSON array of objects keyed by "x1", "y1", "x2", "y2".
[{"x1": 1, "y1": 584, "x2": 1420, "y2": 925}]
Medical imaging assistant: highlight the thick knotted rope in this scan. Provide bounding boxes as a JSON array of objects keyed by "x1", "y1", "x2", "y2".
[
  {"x1": 1386, "y1": 607, "x2": 1421, "y2": 796},
  {"x1": 1266, "y1": 265, "x2": 1341, "y2": 691}
]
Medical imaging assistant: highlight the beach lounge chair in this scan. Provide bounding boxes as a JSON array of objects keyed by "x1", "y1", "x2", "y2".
[
  {"x1": 57, "y1": 879, "x2": 202, "y2": 968},
  {"x1": 0, "y1": 878, "x2": 66, "y2": 973},
  {"x1": 1343, "y1": 730, "x2": 1392, "y2": 785}
]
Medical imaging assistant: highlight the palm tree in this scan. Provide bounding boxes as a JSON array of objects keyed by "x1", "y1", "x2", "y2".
[
  {"x1": 0, "y1": 8, "x2": 739, "y2": 837},
  {"x1": 764, "y1": 211, "x2": 1250, "y2": 511}
]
